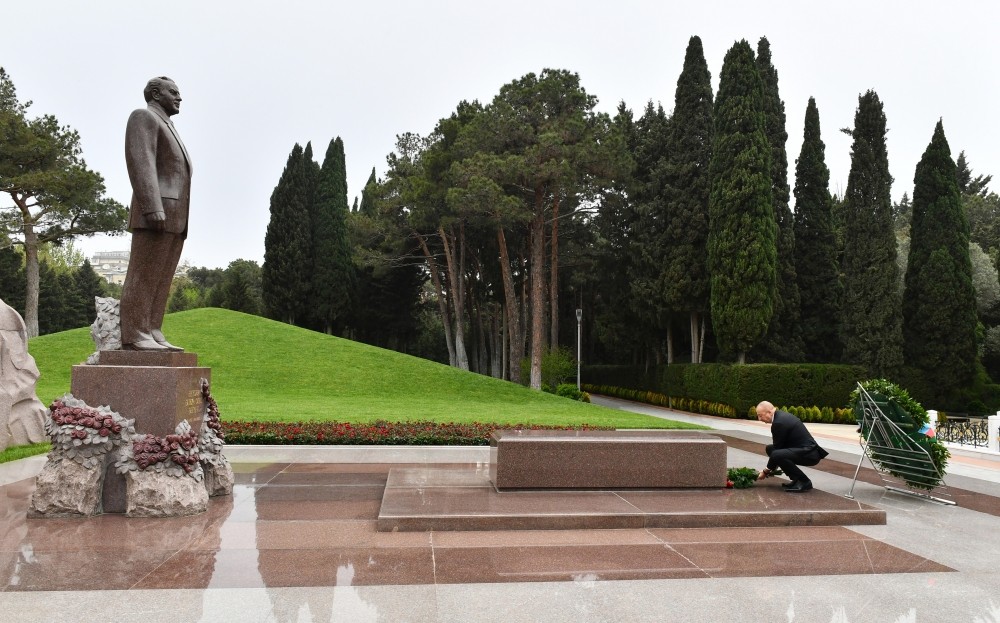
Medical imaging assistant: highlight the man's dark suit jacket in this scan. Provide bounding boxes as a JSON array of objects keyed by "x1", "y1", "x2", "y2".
[{"x1": 771, "y1": 409, "x2": 830, "y2": 462}]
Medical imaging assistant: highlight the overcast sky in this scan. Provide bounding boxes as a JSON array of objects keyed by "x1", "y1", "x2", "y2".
[{"x1": 3, "y1": 1, "x2": 997, "y2": 268}]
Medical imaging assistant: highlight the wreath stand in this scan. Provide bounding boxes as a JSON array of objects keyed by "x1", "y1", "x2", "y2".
[{"x1": 844, "y1": 383, "x2": 954, "y2": 506}]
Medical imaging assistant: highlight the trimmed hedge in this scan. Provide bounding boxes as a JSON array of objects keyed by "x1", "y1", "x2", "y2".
[
  {"x1": 584, "y1": 363, "x2": 865, "y2": 413},
  {"x1": 587, "y1": 383, "x2": 854, "y2": 424}
]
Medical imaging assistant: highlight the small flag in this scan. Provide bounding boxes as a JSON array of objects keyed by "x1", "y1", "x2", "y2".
[{"x1": 918, "y1": 424, "x2": 935, "y2": 437}]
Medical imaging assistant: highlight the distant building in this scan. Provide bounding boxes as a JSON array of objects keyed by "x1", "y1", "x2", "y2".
[
  {"x1": 91, "y1": 250, "x2": 130, "y2": 285},
  {"x1": 89, "y1": 250, "x2": 190, "y2": 285}
]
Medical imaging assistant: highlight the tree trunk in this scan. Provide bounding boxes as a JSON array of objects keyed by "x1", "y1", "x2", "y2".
[
  {"x1": 699, "y1": 316, "x2": 707, "y2": 365},
  {"x1": 415, "y1": 232, "x2": 455, "y2": 366},
  {"x1": 22, "y1": 225, "x2": 40, "y2": 338},
  {"x1": 549, "y1": 194, "x2": 560, "y2": 351},
  {"x1": 690, "y1": 312, "x2": 700, "y2": 364},
  {"x1": 439, "y1": 225, "x2": 469, "y2": 370},
  {"x1": 496, "y1": 226, "x2": 522, "y2": 384},
  {"x1": 529, "y1": 191, "x2": 546, "y2": 390},
  {"x1": 501, "y1": 307, "x2": 508, "y2": 380},
  {"x1": 666, "y1": 326, "x2": 674, "y2": 364}
]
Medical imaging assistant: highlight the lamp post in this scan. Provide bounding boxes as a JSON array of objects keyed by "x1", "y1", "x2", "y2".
[{"x1": 576, "y1": 308, "x2": 583, "y2": 391}]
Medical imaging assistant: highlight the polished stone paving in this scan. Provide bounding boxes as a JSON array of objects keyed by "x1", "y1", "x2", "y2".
[{"x1": 2, "y1": 401, "x2": 1000, "y2": 622}]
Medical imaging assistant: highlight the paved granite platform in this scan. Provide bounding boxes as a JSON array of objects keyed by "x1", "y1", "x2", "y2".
[{"x1": 378, "y1": 466, "x2": 886, "y2": 531}]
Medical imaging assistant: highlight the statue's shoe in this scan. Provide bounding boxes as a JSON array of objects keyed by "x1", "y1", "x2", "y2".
[
  {"x1": 123, "y1": 339, "x2": 170, "y2": 351},
  {"x1": 151, "y1": 330, "x2": 183, "y2": 351}
]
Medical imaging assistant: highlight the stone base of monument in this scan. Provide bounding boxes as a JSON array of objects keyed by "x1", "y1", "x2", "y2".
[
  {"x1": 72, "y1": 350, "x2": 210, "y2": 514},
  {"x1": 29, "y1": 458, "x2": 103, "y2": 517},
  {"x1": 125, "y1": 469, "x2": 209, "y2": 517},
  {"x1": 203, "y1": 457, "x2": 235, "y2": 497},
  {"x1": 489, "y1": 430, "x2": 728, "y2": 490}
]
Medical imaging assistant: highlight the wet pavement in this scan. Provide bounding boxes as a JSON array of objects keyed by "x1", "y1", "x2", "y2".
[{"x1": 2, "y1": 399, "x2": 999, "y2": 622}]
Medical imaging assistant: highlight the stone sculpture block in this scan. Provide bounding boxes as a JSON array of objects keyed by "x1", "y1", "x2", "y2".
[
  {"x1": 0, "y1": 298, "x2": 48, "y2": 452},
  {"x1": 125, "y1": 469, "x2": 209, "y2": 517},
  {"x1": 29, "y1": 458, "x2": 104, "y2": 517}
]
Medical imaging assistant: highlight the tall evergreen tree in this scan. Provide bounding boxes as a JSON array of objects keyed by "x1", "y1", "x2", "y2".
[
  {"x1": 754, "y1": 37, "x2": 803, "y2": 361},
  {"x1": 0, "y1": 247, "x2": 24, "y2": 313},
  {"x1": 309, "y1": 137, "x2": 356, "y2": 334},
  {"x1": 660, "y1": 35, "x2": 714, "y2": 363},
  {"x1": 956, "y1": 151, "x2": 992, "y2": 197},
  {"x1": 358, "y1": 167, "x2": 377, "y2": 215},
  {"x1": 792, "y1": 97, "x2": 842, "y2": 362},
  {"x1": 71, "y1": 259, "x2": 106, "y2": 328},
  {"x1": 903, "y1": 120, "x2": 978, "y2": 394},
  {"x1": 262, "y1": 144, "x2": 313, "y2": 325},
  {"x1": 840, "y1": 90, "x2": 903, "y2": 377},
  {"x1": 707, "y1": 40, "x2": 776, "y2": 363},
  {"x1": 628, "y1": 100, "x2": 671, "y2": 357},
  {"x1": 221, "y1": 259, "x2": 263, "y2": 316}
]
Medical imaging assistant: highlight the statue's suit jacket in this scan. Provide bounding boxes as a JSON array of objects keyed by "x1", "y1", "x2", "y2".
[{"x1": 124, "y1": 104, "x2": 192, "y2": 238}]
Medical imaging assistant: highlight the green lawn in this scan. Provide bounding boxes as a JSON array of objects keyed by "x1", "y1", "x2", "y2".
[
  {"x1": 0, "y1": 442, "x2": 50, "y2": 464},
  {"x1": 29, "y1": 308, "x2": 704, "y2": 430}
]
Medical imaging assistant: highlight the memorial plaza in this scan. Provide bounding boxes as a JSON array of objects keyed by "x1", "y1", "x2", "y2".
[{"x1": 2, "y1": 395, "x2": 999, "y2": 623}]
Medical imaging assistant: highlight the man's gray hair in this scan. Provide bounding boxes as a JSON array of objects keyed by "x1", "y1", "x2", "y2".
[{"x1": 143, "y1": 76, "x2": 175, "y2": 103}]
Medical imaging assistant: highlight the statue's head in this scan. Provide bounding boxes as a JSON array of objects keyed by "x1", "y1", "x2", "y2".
[{"x1": 143, "y1": 77, "x2": 181, "y2": 116}]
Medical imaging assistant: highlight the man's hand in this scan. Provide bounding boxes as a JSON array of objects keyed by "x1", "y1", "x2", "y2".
[
  {"x1": 147, "y1": 210, "x2": 166, "y2": 231},
  {"x1": 757, "y1": 468, "x2": 772, "y2": 481}
]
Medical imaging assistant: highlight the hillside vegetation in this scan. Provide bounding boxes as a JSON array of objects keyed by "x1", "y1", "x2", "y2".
[{"x1": 28, "y1": 308, "x2": 701, "y2": 429}]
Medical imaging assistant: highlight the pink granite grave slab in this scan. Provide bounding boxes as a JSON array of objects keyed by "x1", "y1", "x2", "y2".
[{"x1": 489, "y1": 429, "x2": 727, "y2": 490}]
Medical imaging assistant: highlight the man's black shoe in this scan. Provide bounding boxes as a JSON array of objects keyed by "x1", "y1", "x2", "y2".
[
  {"x1": 785, "y1": 481, "x2": 813, "y2": 493},
  {"x1": 781, "y1": 480, "x2": 799, "y2": 488}
]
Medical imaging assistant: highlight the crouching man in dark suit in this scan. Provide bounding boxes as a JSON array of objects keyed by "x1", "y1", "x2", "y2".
[{"x1": 755, "y1": 401, "x2": 830, "y2": 492}]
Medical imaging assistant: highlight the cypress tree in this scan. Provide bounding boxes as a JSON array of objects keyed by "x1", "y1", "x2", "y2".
[
  {"x1": 840, "y1": 90, "x2": 903, "y2": 377},
  {"x1": 660, "y1": 35, "x2": 714, "y2": 363},
  {"x1": 903, "y1": 120, "x2": 978, "y2": 394},
  {"x1": 793, "y1": 97, "x2": 842, "y2": 362},
  {"x1": 310, "y1": 137, "x2": 356, "y2": 334},
  {"x1": 753, "y1": 37, "x2": 803, "y2": 361},
  {"x1": 262, "y1": 144, "x2": 313, "y2": 325},
  {"x1": 707, "y1": 40, "x2": 776, "y2": 363}
]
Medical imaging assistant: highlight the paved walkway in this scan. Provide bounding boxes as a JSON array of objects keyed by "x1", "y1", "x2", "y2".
[{"x1": 2, "y1": 399, "x2": 1000, "y2": 622}]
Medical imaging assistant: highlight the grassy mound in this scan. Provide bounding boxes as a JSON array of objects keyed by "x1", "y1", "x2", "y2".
[{"x1": 28, "y1": 308, "x2": 703, "y2": 429}]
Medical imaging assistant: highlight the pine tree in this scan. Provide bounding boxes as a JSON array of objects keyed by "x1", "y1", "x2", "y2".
[
  {"x1": 753, "y1": 37, "x2": 803, "y2": 362},
  {"x1": 840, "y1": 90, "x2": 903, "y2": 377},
  {"x1": 903, "y1": 120, "x2": 978, "y2": 395},
  {"x1": 358, "y1": 168, "x2": 377, "y2": 215},
  {"x1": 793, "y1": 98, "x2": 842, "y2": 362},
  {"x1": 262, "y1": 144, "x2": 313, "y2": 325},
  {"x1": 707, "y1": 40, "x2": 776, "y2": 363},
  {"x1": 628, "y1": 100, "x2": 671, "y2": 353},
  {"x1": 956, "y1": 150, "x2": 992, "y2": 197},
  {"x1": 309, "y1": 137, "x2": 356, "y2": 334},
  {"x1": 660, "y1": 35, "x2": 714, "y2": 363}
]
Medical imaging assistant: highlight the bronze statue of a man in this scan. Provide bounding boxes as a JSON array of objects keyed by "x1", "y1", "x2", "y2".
[{"x1": 119, "y1": 76, "x2": 192, "y2": 351}]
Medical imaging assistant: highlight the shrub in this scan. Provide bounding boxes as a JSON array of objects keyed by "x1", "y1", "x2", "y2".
[
  {"x1": 556, "y1": 384, "x2": 586, "y2": 401},
  {"x1": 520, "y1": 347, "x2": 577, "y2": 389}
]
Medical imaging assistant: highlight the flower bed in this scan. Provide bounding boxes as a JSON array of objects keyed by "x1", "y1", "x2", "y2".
[{"x1": 222, "y1": 420, "x2": 614, "y2": 446}]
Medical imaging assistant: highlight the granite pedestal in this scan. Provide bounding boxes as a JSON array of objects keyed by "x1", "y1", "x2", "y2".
[
  {"x1": 489, "y1": 430, "x2": 727, "y2": 490},
  {"x1": 70, "y1": 350, "x2": 210, "y2": 513}
]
